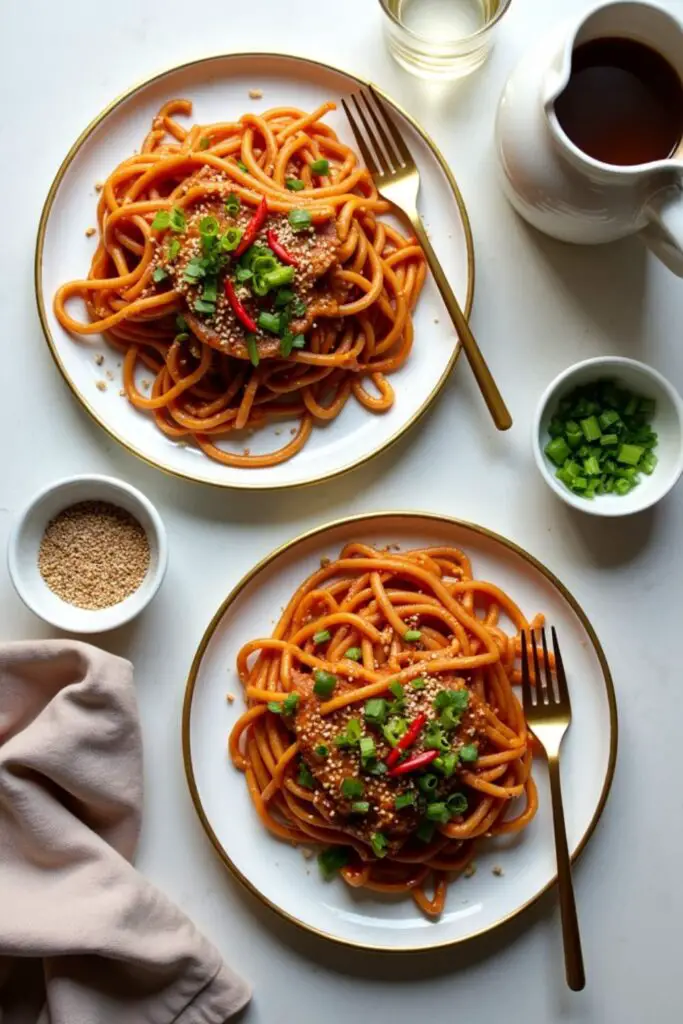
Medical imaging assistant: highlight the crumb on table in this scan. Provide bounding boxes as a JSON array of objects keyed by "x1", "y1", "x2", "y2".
[
  {"x1": 85, "y1": 227, "x2": 96, "y2": 237},
  {"x1": 95, "y1": 353, "x2": 104, "y2": 366},
  {"x1": 226, "y1": 692, "x2": 236, "y2": 704},
  {"x1": 464, "y1": 862, "x2": 477, "y2": 878},
  {"x1": 95, "y1": 181, "x2": 104, "y2": 192},
  {"x1": 249, "y1": 88, "x2": 263, "y2": 99},
  {"x1": 492, "y1": 866, "x2": 504, "y2": 877},
  {"x1": 95, "y1": 380, "x2": 107, "y2": 392}
]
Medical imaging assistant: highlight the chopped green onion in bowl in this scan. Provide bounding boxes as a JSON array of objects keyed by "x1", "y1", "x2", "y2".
[
  {"x1": 534, "y1": 357, "x2": 683, "y2": 518},
  {"x1": 543, "y1": 378, "x2": 658, "y2": 500}
]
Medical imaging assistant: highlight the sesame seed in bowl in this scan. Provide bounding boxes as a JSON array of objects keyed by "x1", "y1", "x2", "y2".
[{"x1": 7, "y1": 475, "x2": 168, "y2": 633}]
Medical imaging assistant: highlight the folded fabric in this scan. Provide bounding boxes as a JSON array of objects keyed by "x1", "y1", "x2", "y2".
[{"x1": 0, "y1": 640, "x2": 250, "y2": 1024}]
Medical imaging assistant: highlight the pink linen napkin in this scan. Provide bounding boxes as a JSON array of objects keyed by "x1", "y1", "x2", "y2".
[{"x1": 0, "y1": 640, "x2": 250, "y2": 1024}]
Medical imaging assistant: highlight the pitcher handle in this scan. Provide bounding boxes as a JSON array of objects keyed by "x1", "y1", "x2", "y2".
[{"x1": 641, "y1": 187, "x2": 683, "y2": 276}]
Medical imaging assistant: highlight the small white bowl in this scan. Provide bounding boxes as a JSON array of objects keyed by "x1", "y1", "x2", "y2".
[
  {"x1": 8, "y1": 474, "x2": 168, "y2": 632},
  {"x1": 533, "y1": 357, "x2": 683, "y2": 517}
]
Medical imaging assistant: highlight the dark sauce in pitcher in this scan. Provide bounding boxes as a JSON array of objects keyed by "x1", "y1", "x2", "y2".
[{"x1": 555, "y1": 37, "x2": 683, "y2": 165}]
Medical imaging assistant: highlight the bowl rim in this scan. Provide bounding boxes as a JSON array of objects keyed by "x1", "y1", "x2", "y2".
[
  {"x1": 7, "y1": 473, "x2": 168, "y2": 632},
  {"x1": 532, "y1": 355, "x2": 683, "y2": 518}
]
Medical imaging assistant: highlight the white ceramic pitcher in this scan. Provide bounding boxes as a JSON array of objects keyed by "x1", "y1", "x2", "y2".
[{"x1": 496, "y1": 1, "x2": 683, "y2": 275}]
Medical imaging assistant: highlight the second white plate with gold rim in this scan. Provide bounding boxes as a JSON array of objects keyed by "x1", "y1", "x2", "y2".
[
  {"x1": 183, "y1": 512, "x2": 617, "y2": 951},
  {"x1": 36, "y1": 52, "x2": 473, "y2": 490}
]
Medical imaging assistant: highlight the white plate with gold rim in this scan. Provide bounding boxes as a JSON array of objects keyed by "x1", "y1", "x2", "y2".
[
  {"x1": 36, "y1": 53, "x2": 473, "y2": 491},
  {"x1": 183, "y1": 512, "x2": 617, "y2": 951}
]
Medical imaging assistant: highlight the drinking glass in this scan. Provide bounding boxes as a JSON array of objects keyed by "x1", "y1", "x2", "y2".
[{"x1": 378, "y1": 0, "x2": 512, "y2": 79}]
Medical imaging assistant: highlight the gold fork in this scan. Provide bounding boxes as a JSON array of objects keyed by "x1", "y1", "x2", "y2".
[
  {"x1": 342, "y1": 86, "x2": 512, "y2": 431},
  {"x1": 521, "y1": 627, "x2": 585, "y2": 991}
]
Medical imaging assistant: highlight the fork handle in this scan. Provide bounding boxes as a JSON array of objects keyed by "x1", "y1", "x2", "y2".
[
  {"x1": 548, "y1": 756, "x2": 586, "y2": 991},
  {"x1": 408, "y1": 214, "x2": 512, "y2": 431}
]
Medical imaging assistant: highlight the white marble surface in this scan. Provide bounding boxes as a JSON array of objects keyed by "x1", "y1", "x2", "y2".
[{"x1": 1, "y1": 0, "x2": 682, "y2": 1020}]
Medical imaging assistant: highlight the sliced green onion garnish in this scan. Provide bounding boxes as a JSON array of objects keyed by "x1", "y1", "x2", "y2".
[
  {"x1": 426, "y1": 802, "x2": 450, "y2": 824},
  {"x1": 447, "y1": 792, "x2": 468, "y2": 815},
  {"x1": 417, "y1": 773, "x2": 438, "y2": 795},
  {"x1": 199, "y1": 136, "x2": 211, "y2": 150},
  {"x1": 235, "y1": 265, "x2": 253, "y2": 282},
  {"x1": 364, "y1": 698, "x2": 388, "y2": 726},
  {"x1": 434, "y1": 751, "x2": 458, "y2": 776},
  {"x1": 193, "y1": 298, "x2": 215, "y2": 314},
  {"x1": 359, "y1": 735, "x2": 376, "y2": 768},
  {"x1": 410, "y1": 677, "x2": 427, "y2": 689},
  {"x1": 313, "y1": 669, "x2": 337, "y2": 697},
  {"x1": 291, "y1": 334, "x2": 305, "y2": 349},
  {"x1": 267, "y1": 700, "x2": 283, "y2": 713},
  {"x1": 310, "y1": 158, "x2": 329, "y2": 174},
  {"x1": 318, "y1": 846, "x2": 349, "y2": 879},
  {"x1": 291, "y1": 296, "x2": 307, "y2": 318},
  {"x1": 246, "y1": 334, "x2": 260, "y2": 368},
  {"x1": 315, "y1": 744, "x2": 329, "y2": 757},
  {"x1": 263, "y1": 265, "x2": 296, "y2": 290},
  {"x1": 404, "y1": 629, "x2": 422, "y2": 642},
  {"x1": 288, "y1": 208, "x2": 312, "y2": 231},
  {"x1": 236, "y1": 160, "x2": 249, "y2": 173},
  {"x1": 341, "y1": 777, "x2": 364, "y2": 799},
  {"x1": 199, "y1": 215, "x2": 219, "y2": 237},
  {"x1": 257, "y1": 311, "x2": 282, "y2": 334},
  {"x1": 176, "y1": 315, "x2": 188, "y2": 332},
  {"x1": 351, "y1": 801, "x2": 370, "y2": 814},
  {"x1": 382, "y1": 717, "x2": 407, "y2": 747},
  {"x1": 459, "y1": 744, "x2": 478, "y2": 762},
  {"x1": 152, "y1": 266, "x2": 168, "y2": 283},
  {"x1": 388, "y1": 681, "x2": 404, "y2": 699},
  {"x1": 313, "y1": 629, "x2": 331, "y2": 645},
  {"x1": 220, "y1": 227, "x2": 243, "y2": 252},
  {"x1": 225, "y1": 193, "x2": 241, "y2": 215},
  {"x1": 370, "y1": 832, "x2": 388, "y2": 858},
  {"x1": 345, "y1": 647, "x2": 362, "y2": 661},
  {"x1": 286, "y1": 178, "x2": 305, "y2": 191},
  {"x1": 394, "y1": 791, "x2": 417, "y2": 811}
]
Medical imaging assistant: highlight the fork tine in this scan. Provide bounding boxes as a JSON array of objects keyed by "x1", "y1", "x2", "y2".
[
  {"x1": 519, "y1": 630, "x2": 534, "y2": 716},
  {"x1": 551, "y1": 626, "x2": 570, "y2": 706},
  {"x1": 341, "y1": 97, "x2": 379, "y2": 178},
  {"x1": 351, "y1": 93, "x2": 389, "y2": 175},
  {"x1": 540, "y1": 627, "x2": 557, "y2": 704},
  {"x1": 368, "y1": 84, "x2": 413, "y2": 166},
  {"x1": 531, "y1": 629, "x2": 549, "y2": 705},
  {"x1": 361, "y1": 88, "x2": 404, "y2": 172}
]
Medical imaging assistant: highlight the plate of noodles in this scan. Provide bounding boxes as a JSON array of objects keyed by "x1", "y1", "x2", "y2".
[
  {"x1": 183, "y1": 512, "x2": 617, "y2": 951},
  {"x1": 36, "y1": 53, "x2": 473, "y2": 489}
]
